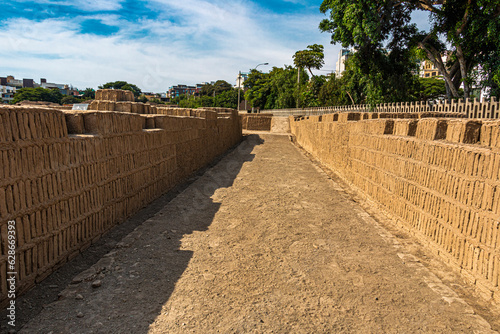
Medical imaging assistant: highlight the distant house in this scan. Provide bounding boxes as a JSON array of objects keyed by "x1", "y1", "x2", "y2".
[
  {"x1": 0, "y1": 85, "x2": 16, "y2": 103},
  {"x1": 167, "y1": 83, "x2": 208, "y2": 98},
  {"x1": 419, "y1": 60, "x2": 441, "y2": 78},
  {"x1": 0, "y1": 75, "x2": 79, "y2": 96}
]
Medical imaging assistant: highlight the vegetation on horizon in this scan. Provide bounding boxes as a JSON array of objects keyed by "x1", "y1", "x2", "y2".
[
  {"x1": 10, "y1": 87, "x2": 95, "y2": 105},
  {"x1": 319, "y1": 0, "x2": 500, "y2": 100}
]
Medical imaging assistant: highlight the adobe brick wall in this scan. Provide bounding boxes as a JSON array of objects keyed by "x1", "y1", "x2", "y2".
[
  {"x1": 290, "y1": 112, "x2": 500, "y2": 303},
  {"x1": 240, "y1": 114, "x2": 273, "y2": 131},
  {"x1": 0, "y1": 99, "x2": 241, "y2": 306}
]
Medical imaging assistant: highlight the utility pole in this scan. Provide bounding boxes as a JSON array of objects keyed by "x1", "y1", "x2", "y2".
[
  {"x1": 297, "y1": 67, "x2": 301, "y2": 107},
  {"x1": 237, "y1": 71, "x2": 241, "y2": 112}
]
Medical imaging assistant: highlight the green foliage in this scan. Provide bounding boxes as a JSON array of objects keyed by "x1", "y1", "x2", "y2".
[
  {"x1": 11, "y1": 87, "x2": 63, "y2": 105},
  {"x1": 412, "y1": 77, "x2": 447, "y2": 101},
  {"x1": 98, "y1": 81, "x2": 142, "y2": 97},
  {"x1": 213, "y1": 89, "x2": 239, "y2": 108},
  {"x1": 137, "y1": 95, "x2": 148, "y2": 103},
  {"x1": 318, "y1": 74, "x2": 350, "y2": 106},
  {"x1": 175, "y1": 89, "x2": 239, "y2": 109},
  {"x1": 244, "y1": 66, "x2": 309, "y2": 110},
  {"x1": 319, "y1": 0, "x2": 500, "y2": 99},
  {"x1": 319, "y1": 0, "x2": 421, "y2": 104},
  {"x1": 61, "y1": 95, "x2": 80, "y2": 105},
  {"x1": 200, "y1": 80, "x2": 233, "y2": 96},
  {"x1": 149, "y1": 98, "x2": 166, "y2": 104},
  {"x1": 82, "y1": 88, "x2": 95, "y2": 100},
  {"x1": 337, "y1": 49, "x2": 420, "y2": 105},
  {"x1": 293, "y1": 44, "x2": 325, "y2": 77}
]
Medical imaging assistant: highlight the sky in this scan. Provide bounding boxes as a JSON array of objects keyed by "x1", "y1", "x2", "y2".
[{"x1": 0, "y1": 0, "x2": 430, "y2": 93}]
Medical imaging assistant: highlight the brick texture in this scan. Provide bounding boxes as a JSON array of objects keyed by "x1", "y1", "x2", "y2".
[
  {"x1": 290, "y1": 112, "x2": 500, "y2": 302},
  {"x1": 0, "y1": 90, "x2": 241, "y2": 306},
  {"x1": 240, "y1": 114, "x2": 273, "y2": 131}
]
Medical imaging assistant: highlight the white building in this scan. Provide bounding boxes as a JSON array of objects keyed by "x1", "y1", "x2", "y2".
[
  {"x1": 235, "y1": 72, "x2": 249, "y2": 89},
  {"x1": 335, "y1": 49, "x2": 352, "y2": 77}
]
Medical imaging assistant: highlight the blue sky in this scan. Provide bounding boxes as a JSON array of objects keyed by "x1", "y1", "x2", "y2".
[{"x1": 0, "y1": 0, "x2": 430, "y2": 92}]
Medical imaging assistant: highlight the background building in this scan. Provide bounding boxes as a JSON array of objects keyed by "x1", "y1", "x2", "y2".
[
  {"x1": 0, "y1": 85, "x2": 16, "y2": 103},
  {"x1": 335, "y1": 49, "x2": 352, "y2": 77}
]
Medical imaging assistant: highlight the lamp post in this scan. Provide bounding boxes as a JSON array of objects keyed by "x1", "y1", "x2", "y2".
[
  {"x1": 237, "y1": 62, "x2": 269, "y2": 112},
  {"x1": 254, "y1": 62, "x2": 269, "y2": 70}
]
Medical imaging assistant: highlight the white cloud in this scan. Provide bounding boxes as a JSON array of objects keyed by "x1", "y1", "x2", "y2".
[
  {"x1": 10, "y1": 0, "x2": 125, "y2": 11},
  {"x1": 0, "y1": 0, "x2": 341, "y2": 92}
]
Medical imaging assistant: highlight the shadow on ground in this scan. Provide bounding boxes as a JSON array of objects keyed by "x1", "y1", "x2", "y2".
[{"x1": 6, "y1": 134, "x2": 263, "y2": 334}]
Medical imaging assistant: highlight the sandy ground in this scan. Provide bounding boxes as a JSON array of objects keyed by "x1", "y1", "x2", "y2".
[{"x1": 13, "y1": 133, "x2": 500, "y2": 333}]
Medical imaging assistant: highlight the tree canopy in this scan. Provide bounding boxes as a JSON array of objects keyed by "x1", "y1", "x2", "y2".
[
  {"x1": 293, "y1": 44, "x2": 325, "y2": 77},
  {"x1": 319, "y1": 0, "x2": 500, "y2": 99},
  {"x1": 200, "y1": 80, "x2": 233, "y2": 96},
  {"x1": 82, "y1": 88, "x2": 95, "y2": 100},
  {"x1": 11, "y1": 87, "x2": 63, "y2": 105},
  {"x1": 171, "y1": 88, "x2": 239, "y2": 109},
  {"x1": 98, "y1": 81, "x2": 142, "y2": 97}
]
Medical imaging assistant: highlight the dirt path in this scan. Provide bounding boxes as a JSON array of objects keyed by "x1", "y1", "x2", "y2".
[{"x1": 18, "y1": 134, "x2": 498, "y2": 333}]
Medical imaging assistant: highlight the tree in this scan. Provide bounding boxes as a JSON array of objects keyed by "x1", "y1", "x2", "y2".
[
  {"x1": 137, "y1": 95, "x2": 149, "y2": 103},
  {"x1": 318, "y1": 74, "x2": 350, "y2": 106},
  {"x1": 11, "y1": 87, "x2": 63, "y2": 104},
  {"x1": 61, "y1": 95, "x2": 81, "y2": 105},
  {"x1": 244, "y1": 66, "x2": 307, "y2": 110},
  {"x1": 200, "y1": 80, "x2": 233, "y2": 96},
  {"x1": 243, "y1": 69, "x2": 272, "y2": 110},
  {"x1": 98, "y1": 81, "x2": 142, "y2": 97},
  {"x1": 293, "y1": 44, "x2": 325, "y2": 77},
  {"x1": 213, "y1": 89, "x2": 239, "y2": 108},
  {"x1": 82, "y1": 88, "x2": 95, "y2": 100},
  {"x1": 319, "y1": 0, "x2": 500, "y2": 99},
  {"x1": 411, "y1": 77, "x2": 447, "y2": 101}
]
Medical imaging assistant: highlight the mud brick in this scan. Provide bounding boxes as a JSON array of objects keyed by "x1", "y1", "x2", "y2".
[
  {"x1": 0, "y1": 188, "x2": 7, "y2": 218},
  {"x1": 5, "y1": 185, "x2": 14, "y2": 214},
  {"x1": 83, "y1": 113, "x2": 101, "y2": 134},
  {"x1": 393, "y1": 119, "x2": 417, "y2": 136},
  {"x1": 0, "y1": 112, "x2": 9, "y2": 142},
  {"x1": 0, "y1": 151, "x2": 5, "y2": 180},
  {"x1": 65, "y1": 112, "x2": 85, "y2": 134},
  {"x1": 17, "y1": 111, "x2": 28, "y2": 140},
  {"x1": 9, "y1": 110, "x2": 20, "y2": 141},
  {"x1": 0, "y1": 262, "x2": 6, "y2": 298},
  {"x1": 480, "y1": 120, "x2": 500, "y2": 148}
]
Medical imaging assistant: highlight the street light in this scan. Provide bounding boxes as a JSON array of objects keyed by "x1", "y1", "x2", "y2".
[
  {"x1": 237, "y1": 62, "x2": 269, "y2": 112},
  {"x1": 254, "y1": 62, "x2": 269, "y2": 70}
]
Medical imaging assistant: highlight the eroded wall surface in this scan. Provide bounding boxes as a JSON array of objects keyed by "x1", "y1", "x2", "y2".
[
  {"x1": 240, "y1": 114, "x2": 273, "y2": 131},
  {"x1": 290, "y1": 112, "x2": 500, "y2": 302},
  {"x1": 0, "y1": 99, "x2": 241, "y2": 305}
]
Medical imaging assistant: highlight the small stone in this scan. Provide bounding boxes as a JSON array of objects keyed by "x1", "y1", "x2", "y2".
[
  {"x1": 48, "y1": 285, "x2": 58, "y2": 289},
  {"x1": 77, "y1": 312, "x2": 84, "y2": 318},
  {"x1": 75, "y1": 294, "x2": 84, "y2": 300},
  {"x1": 92, "y1": 280, "x2": 102, "y2": 288}
]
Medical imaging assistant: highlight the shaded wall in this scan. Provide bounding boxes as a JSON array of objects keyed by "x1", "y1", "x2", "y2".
[
  {"x1": 290, "y1": 112, "x2": 500, "y2": 302},
  {"x1": 0, "y1": 104, "x2": 241, "y2": 305}
]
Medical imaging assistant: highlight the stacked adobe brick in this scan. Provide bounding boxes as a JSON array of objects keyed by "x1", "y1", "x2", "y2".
[
  {"x1": 0, "y1": 90, "x2": 241, "y2": 306},
  {"x1": 290, "y1": 108, "x2": 500, "y2": 303}
]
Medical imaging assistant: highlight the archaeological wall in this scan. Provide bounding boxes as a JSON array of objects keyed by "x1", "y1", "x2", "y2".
[
  {"x1": 0, "y1": 89, "x2": 242, "y2": 306},
  {"x1": 290, "y1": 111, "x2": 500, "y2": 302},
  {"x1": 240, "y1": 114, "x2": 273, "y2": 131}
]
